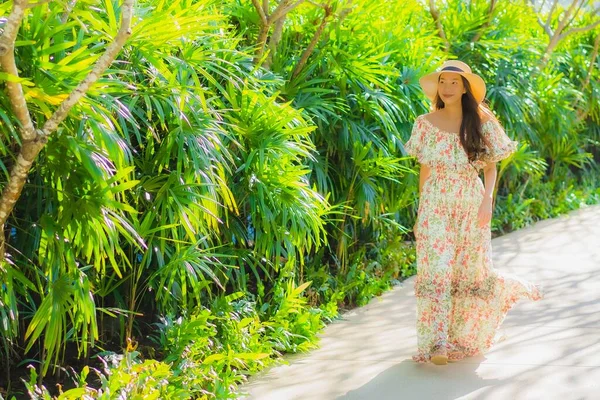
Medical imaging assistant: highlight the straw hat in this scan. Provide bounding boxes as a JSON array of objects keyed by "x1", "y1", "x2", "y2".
[{"x1": 419, "y1": 60, "x2": 486, "y2": 104}]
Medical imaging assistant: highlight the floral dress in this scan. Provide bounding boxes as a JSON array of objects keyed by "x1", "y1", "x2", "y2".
[{"x1": 404, "y1": 114, "x2": 542, "y2": 363}]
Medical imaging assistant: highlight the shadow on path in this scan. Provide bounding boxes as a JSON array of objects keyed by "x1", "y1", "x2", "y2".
[{"x1": 338, "y1": 358, "x2": 499, "y2": 400}]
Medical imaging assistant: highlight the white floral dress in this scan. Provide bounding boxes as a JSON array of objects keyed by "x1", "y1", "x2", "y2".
[{"x1": 404, "y1": 114, "x2": 542, "y2": 363}]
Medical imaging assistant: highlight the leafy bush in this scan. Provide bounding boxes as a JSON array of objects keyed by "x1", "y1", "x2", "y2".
[{"x1": 0, "y1": 0, "x2": 598, "y2": 398}]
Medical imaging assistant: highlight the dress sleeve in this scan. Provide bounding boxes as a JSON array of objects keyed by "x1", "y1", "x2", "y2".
[
  {"x1": 404, "y1": 116, "x2": 426, "y2": 163},
  {"x1": 480, "y1": 120, "x2": 518, "y2": 163}
]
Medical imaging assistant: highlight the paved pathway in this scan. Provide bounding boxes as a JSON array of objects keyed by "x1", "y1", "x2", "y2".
[{"x1": 241, "y1": 205, "x2": 600, "y2": 400}]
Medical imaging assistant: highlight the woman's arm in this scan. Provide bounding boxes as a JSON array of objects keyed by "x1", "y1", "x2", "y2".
[
  {"x1": 418, "y1": 164, "x2": 432, "y2": 194},
  {"x1": 413, "y1": 164, "x2": 431, "y2": 234},
  {"x1": 478, "y1": 162, "x2": 497, "y2": 228}
]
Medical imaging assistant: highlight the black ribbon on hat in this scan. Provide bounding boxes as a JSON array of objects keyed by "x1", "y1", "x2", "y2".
[{"x1": 440, "y1": 66, "x2": 464, "y2": 72}]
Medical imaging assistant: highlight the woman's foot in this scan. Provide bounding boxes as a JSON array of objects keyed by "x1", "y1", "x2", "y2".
[{"x1": 430, "y1": 343, "x2": 448, "y2": 365}]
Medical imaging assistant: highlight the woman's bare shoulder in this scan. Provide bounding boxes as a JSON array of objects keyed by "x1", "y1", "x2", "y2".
[
  {"x1": 421, "y1": 110, "x2": 443, "y2": 123},
  {"x1": 479, "y1": 108, "x2": 495, "y2": 124},
  {"x1": 481, "y1": 115, "x2": 493, "y2": 124}
]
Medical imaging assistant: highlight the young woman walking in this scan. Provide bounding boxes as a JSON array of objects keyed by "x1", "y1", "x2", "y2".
[{"x1": 404, "y1": 60, "x2": 543, "y2": 365}]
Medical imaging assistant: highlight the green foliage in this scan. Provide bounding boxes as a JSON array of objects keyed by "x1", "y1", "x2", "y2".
[
  {"x1": 493, "y1": 170, "x2": 600, "y2": 233},
  {"x1": 0, "y1": 0, "x2": 599, "y2": 398},
  {"x1": 23, "y1": 353, "x2": 189, "y2": 400},
  {"x1": 22, "y1": 284, "x2": 324, "y2": 399}
]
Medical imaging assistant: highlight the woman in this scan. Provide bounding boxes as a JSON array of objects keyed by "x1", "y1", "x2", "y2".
[{"x1": 404, "y1": 60, "x2": 542, "y2": 365}]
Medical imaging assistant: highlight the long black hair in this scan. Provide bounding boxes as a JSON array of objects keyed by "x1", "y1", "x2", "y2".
[{"x1": 434, "y1": 76, "x2": 489, "y2": 162}]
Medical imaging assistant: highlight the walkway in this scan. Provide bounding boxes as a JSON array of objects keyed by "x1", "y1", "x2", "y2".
[{"x1": 241, "y1": 205, "x2": 600, "y2": 400}]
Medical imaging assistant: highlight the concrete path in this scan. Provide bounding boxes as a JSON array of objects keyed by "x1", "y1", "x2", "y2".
[{"x1": 240, "y1": 205, "x2": 600, "y2": 400}]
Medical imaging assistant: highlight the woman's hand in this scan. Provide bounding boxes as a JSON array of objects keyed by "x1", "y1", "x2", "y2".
[{"x1": 477, "y1": 197, "x2": 493, "y2": 228}]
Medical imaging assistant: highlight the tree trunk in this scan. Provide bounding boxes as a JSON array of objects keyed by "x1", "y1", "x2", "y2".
[
  {"x1": 291, "y1": 6, "x2": 332, "y2": 79},
  {"x1": 252, "y1": 0, "x2": 307, "y2": 66},
  {"x1": 254, "y1": 22, "x2": 271, "y2": 64},
  {"x1": 0, "y1": 139, "x2": 45, "y2": 231},
  {"x1": 575, "y1": 33, "x2": 600, "y2": 124},
  {"x1": 428, "y1": 0, "x2": 450, "y2": 53},
  {"x1": 534, "y1": 0, "x2": 600, "y2": 70},
  {"x1": 0, "y1": 0, "x2": 135, "y2": 255},
  {"x1": 264, "y1": 17, "x2": 285, "y2": 70},
  {"x1": 471, "y1": 0, "x2": 497, "y2": 43},
  {"x1": 538, "y1": 33, "x2": 561, "y2": 70},
  {"x1": 581, "y1": 33, "x2": 600, "y2": 90}
]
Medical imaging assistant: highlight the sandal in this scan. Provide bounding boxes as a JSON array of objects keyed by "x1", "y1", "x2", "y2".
[{"x1": 430, "y1": 343, "x2": 448, "y2": 365}]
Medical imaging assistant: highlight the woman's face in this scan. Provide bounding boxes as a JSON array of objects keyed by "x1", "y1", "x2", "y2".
[{"x1": 438, "y1": 72, "x2": 467, "y2": 106}]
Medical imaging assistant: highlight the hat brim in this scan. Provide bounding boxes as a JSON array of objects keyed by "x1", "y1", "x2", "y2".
[{"x1": 419, "y1": 71, "x2": 486, "y2": 104}]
